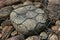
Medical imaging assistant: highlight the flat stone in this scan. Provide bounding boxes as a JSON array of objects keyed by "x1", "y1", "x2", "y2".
[{"x1": 56, "y1": 20, "x2": 60, "y2": 31}]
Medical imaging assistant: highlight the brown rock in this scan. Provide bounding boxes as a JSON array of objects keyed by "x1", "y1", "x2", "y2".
[
  {"x1": 0, "y1": 33, "x2": 2, "y2": 38},
  {"x1": 0, "y1": 0, "x2": 6, "y2": 8},
  {"x1": 51, "y1": 26, "x2": 58, "y2": 31},
  {"x1": 7, "y1": 35, "x2": 25, "y2": 40},
  {"x1": 56, "y1": 20, "x2": 60, "y2": 31},
  {"x1": 1, "y1": 19, "x2": 12, "y2": 27},
  {"x1": 48, "y1": 34, "x2": 58, "y2": 40},
  {"x1": 5, "y1": 0, "x2": 21, "y2": 5},
  {"x1": 0, "y1": 6, "x2": 13, "y2": 18},
  {"x1": 1, "y1": 26, "x2": 14, "y2": 40}
]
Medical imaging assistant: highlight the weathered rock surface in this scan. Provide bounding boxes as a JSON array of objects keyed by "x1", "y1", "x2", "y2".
[{"x1": 10, "y1": 1, "x2": 48, "y2": 35}]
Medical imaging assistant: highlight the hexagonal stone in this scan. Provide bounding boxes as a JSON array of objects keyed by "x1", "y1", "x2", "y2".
[
  {"x1": 17, "y1": 24, "x2": 28, "y2": 33},
  {"x1": 35, "y1": 9, "x2": 44, "y2": 14},
  {"x1": 10, "y1": 12, "x2": 17, "y2": 22},
  {"x1": 22, "y1": 19, "x2": 36, "y2": 30},
  {"x1": 14, "y1": 16, "x2": 26, "y2": 24},
  {"x1": 26, "y1": 11, "x2": 37, "y2": 18},
  {"x1": 36, "y1": 14, "x2": 46, "y2": 23}
]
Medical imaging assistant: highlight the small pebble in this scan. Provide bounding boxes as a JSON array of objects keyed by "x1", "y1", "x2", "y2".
[
  {"x1": 48, "y1": 34, "x2": 58, "y2": 40},
  {"x1": 11, "y1": 31, "x2": 18, "y2": 36},
  {"x1": 40, "y1": 32, "x2": 48, "y2": 39},
  {"x1": 51, "y1": 26, "x2": 58, "y2": 31}
]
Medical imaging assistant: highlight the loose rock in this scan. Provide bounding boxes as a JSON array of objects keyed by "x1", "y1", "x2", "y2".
[
  {"x1": 26, "y1": 36, "x2": 40, "y2": 40},
  {"x1": 40, "y1": 32, "x2": 48, "y2": 39},
  {"x1": 0, "y1": 6, "x2": 13, "y2": 18}
]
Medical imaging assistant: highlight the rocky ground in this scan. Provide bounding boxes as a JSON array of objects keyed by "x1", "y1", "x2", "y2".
[{"x1": 0, "y1": 0, "x2": 60, "y2": 40}]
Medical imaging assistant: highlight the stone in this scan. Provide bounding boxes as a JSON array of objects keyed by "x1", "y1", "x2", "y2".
[
  {"x1": 11, "y1": 31, "x2": 17, "y2": 36},
  {"x1": 14, "y1": 16, "x2": 26, "y2": 24},
  {"x1": 7, "y1": 35, "x2": 25, "y2": 40},
  {"x1": 36, "y1": 14, "x2": 46, "y2": 23},
  {"x1": 51, "y1": 26, "x2": 58, "y2": 31},
  {"x1": 40, "y1": 32, "x2": 48, "y2": 39},
  {"x1": 10, "y1": 1, "x2": 47, "y2": 35},
  {"x1": 23, "y1": 0, "x2": 32, "y2": 6},
  {"x1": 0, "y1": 33, "x2": 2, "y2": 38},
  {"x1": 5, "y1": 0, "x2": 21, "y2": 5},
  {"x1": 56, "y1": 20, "x2": 60, "y2": 31},
  {"x1": 12, "y1": 4, "x2": 23, "y2": 9},
  {"x1": 0, "y1": 6, "x2": 13, "y2": 18},
  {"x1": 48, "y1": 34, "x2": 58, "y2": 40},
  {"x1": 0, "y1": 0, "x2": 5, "y2": 8},
  {"x1": 26, "y1": 36, "x2": 40, "y2": 40}
]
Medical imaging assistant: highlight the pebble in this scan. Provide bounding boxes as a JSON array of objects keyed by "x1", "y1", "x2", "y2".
[
  {"x1": 51, "y1": 26, "x2": 58, "y2": 31},
  {"x1": 11, "y1": 31, "x2": 17, "y2": 36},
  {"x1": 48, "y1": 34, "x2": 58, "y2": 40},
  {"x1": 40, "y1": 32, "x2": 48, "y2": 39},
  {"x1": 7, "y1": 35, "x2": 25, "y2": 40},
  {"x1": 56, "y1": 20, "x2": 60, "y2": 31},
  {"x1": 0, "y1": 6, "x2": 13, "y2": 18},
  {"x1": 26, "y1": 36, "x2": 40, "y2": 40}
]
